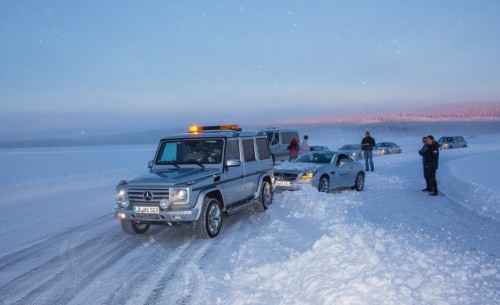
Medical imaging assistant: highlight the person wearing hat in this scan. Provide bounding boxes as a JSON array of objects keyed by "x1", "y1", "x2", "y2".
[
  {"x1": 300, "y1": 135, "x2": 310, "y2": 156},
  {"x1": 287, "y1": 138, "x2": 300, "y2": 161},
  {"x1": 361, "y1": 131, "x2": 375, "y2": 171}
]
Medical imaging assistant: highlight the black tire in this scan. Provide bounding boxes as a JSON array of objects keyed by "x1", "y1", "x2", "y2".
[
  {"x1": 194, "y1": 197, "x2": 222, "y2": 239},
  {"x1": 398, "y1": 149, "x2": 402, "y2": 153},
  {"x1": 255, "y1": 181, "x2": 273, "y2": 212},
  {"x1": 385, "y1": 150, "x2": 390, "y2": 155},
  {"x1": 121, "y1": 220, "x2": 150, "y2": 235},
  {"x1": 353, "y1": 172, "x2": 365, "y2": 191},
  {"x1": 318, "y1": 175, "x2": 330, "y2": 193}
]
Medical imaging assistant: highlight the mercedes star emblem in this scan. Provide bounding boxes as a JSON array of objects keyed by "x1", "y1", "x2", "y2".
[{"x1": 143, "y1": 191, "x2": 153, "y2": 201}]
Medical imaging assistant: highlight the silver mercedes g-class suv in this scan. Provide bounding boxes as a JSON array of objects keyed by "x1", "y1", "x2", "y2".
[{"x1": 114, "y1": 125, "x2": 275, "y2": 238}]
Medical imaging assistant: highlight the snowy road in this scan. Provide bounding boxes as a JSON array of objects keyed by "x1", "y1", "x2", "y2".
[{"x1": 0, "y1": 138, "x2": 499, "y2": 304}]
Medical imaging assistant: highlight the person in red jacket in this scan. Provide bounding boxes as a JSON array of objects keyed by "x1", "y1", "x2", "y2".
[{"x1": 287, "y1": 138, "x2": 300, "y2": 161}]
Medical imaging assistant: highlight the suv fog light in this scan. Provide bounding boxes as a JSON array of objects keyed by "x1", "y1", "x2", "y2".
[{"x1": 160, "y1": 199, "x2": 170, "y2": 210}]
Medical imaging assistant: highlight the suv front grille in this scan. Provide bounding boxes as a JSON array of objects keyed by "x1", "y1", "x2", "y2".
[
  {"x1": 128, "y1": 188, "x2": 169, "y2": 203},
  {"x1": 276, "y1": 173, "x2": 299, "y2": 181}
]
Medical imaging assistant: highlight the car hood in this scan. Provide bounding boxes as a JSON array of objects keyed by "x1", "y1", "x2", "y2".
[
  {"x1": 274, "y1": 162, "x2": 324, "y2": 174},
  {"x1": 127, "y1": 168, "x2": 221, "y2": 187}
]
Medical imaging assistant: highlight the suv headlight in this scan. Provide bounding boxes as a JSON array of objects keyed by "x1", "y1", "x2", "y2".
[
  {"x1": 170, "y1": 188, "x2": 190, "y2": 205},
  {"x1": 116, "y1": 187, "x2": 129, "y2": 208},
  {"x1": 301, "y1": 171, "x2": 317, "y2": 179}
]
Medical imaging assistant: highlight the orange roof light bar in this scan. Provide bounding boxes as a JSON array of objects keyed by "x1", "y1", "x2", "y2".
[
  {"x1": 189, "y1": 125, "x2": 202, "y2": 133},
  {"x1": 188, "y1": 124, "x2": 240, "y2": 133}
]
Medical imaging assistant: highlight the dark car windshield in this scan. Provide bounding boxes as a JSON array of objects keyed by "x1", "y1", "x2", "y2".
[
  {"x1": 155, "y1": 139, "x2": 224, "y2": 165},
  {"x1": 438, "y1": 137, "x2": 453, "y2": 143},
  {"x1": 295, "y1": 152, "x2": 335, "y2": 164},
  {"x1": 340, "y1": 144, "x2": 359, "y2": 150},
  {"x1": 375, "y1": 143, "x2": 391, "y2": 148}
]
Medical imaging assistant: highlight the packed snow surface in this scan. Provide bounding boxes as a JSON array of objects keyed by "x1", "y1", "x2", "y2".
[{"x1": 0, "y1": 129, "x2": 499, "y2": 305}]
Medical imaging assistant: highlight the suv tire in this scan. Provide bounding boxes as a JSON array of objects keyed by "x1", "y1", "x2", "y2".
[
  {"x1": 121, "y1": 220, "x2": 150, "y2": 235},
  {"x1": 194, "y1": 197, "x2": 222, "y2": 239},
  {"x1": 255, "y1": 181, "x2": 273, "y2": 212}
]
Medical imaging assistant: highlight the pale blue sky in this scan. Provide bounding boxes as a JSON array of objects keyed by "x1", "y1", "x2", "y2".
[{"x1": 1, "y1": 1, "x2": 500, "y2": 140}]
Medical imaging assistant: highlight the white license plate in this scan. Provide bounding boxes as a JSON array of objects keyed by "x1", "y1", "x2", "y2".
[
  {"x1": 277, "y1": 181, "x2": 291, "y2": 187},
  {"x1": 133, "y1": 206, "x2": 160, "y2": 214}
]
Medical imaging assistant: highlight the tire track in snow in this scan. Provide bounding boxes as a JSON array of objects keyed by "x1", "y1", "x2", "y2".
[
  {"x1": 0, "y1": 228, "x2": 139, "y2": 305},
  {"x1": 0, "y1": 214, "x2": 111, "y2": 272}
]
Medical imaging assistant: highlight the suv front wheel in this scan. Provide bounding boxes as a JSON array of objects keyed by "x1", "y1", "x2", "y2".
[
  {"x1": 194, "y1": 197, "x2": 222, "y2": 239},
  {"x1": 121, "y1": 220, "x2": 150, "y2": 235}
]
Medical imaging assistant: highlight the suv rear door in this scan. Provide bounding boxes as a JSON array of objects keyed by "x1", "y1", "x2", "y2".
[{"x1": 242, "y1": 138, "x2": 260, "y2": 199}]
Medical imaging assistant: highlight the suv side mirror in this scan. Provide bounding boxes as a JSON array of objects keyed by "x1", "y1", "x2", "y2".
[
  {"x1": 148, "y1": 161, "x2": 153, "y2": 169},
  {"x1": 226, "y1": 158, "x2": 241, "y2": 167}
]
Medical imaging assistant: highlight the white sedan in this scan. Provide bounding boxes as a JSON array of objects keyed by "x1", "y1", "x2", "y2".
[
  {"x1": 374, "y1": 142, "x2": 402, "y2": 155},
  {"x1": 273, "y1": 151, "x2": 365, "y2": 192}
]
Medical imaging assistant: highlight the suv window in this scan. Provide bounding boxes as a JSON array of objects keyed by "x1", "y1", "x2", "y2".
[
  {"x1": 256, "y1": 138, "x2": 271, "y2": 160},
  {"x1": 242, "y1": 139, "x2": 256, "y2": 162},
  {"x1": 226, "y1": 139, "x2": 240, "y2": 161},
  {"x1": 281, "y1": 132, "x2": 298, "y2": 145}
]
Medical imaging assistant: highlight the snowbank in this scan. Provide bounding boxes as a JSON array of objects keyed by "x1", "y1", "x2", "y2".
[
  {"x1": 440, "y1": 153, "x2": 500, "y2": 222},
  {"x1": 216, "y1": 188, "x2": 498, "y2": 305}
]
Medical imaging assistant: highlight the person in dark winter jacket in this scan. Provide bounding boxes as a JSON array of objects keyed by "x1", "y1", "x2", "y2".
[
  {"x1": 287, "y1": 138, "x2": 300, "y2": 161},
  {"x1": 423, "y1": 135, "x2": 440, "y2": 196},
  {"x1": 418, "y1": 136, "x2": 429, "y2": 191},
  {"x1": 361, "y1": 131, "x2": 375, "y2": 171}
]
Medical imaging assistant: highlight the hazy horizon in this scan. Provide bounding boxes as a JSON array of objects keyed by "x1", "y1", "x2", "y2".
[{"x1": 1, "y1": 1, "x2": 500, "y2": 141}]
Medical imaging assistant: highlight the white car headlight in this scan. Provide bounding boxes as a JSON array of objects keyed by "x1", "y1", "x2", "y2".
[
  {"x1": 170, "y1": 188, "x2": 190, "y2": 205},
  {"x1": 301, "y1": 171, "x2": 317, "y2": 179}
]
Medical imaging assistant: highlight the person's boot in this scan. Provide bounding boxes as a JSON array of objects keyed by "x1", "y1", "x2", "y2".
[
  {"x1": 429, "y1": 190, "x2": 438, "y2": 196},
  {"x1": 422, "y1": 188, "x2": 430, "y2": 191}
]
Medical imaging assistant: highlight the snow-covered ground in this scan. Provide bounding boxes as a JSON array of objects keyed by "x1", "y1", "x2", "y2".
[{"x1": 0, "y1": 128, "x2": 499, "y2": 305}]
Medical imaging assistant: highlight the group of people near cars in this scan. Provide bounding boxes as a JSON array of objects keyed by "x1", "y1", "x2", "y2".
[
  {"x1": 287, "y1": 131, "x2": 441, "y2": 197},
  {"x1": 286, "y1": 135, "x2": 310, "y2": 161}
]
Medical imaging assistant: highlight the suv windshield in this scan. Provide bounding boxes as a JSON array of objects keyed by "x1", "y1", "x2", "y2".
[{"x1": 155, "y1": 139, "x2": 224, "y2": 165}]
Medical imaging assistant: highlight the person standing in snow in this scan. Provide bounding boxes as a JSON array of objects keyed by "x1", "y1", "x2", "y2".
[
  {"x1": 287, "y1": 138, "x2": 300, "y2": 161},
  {"x1": 300, "y1": 135, "x2": 310, "y2": 156},
  {"x1": 424, "y1": 135, "x2": 440, "y2": 196},
  {"x1": 418, "y1": 136, "x2": 430, "y2": 191},
  {"x1": 361, "y1": 131, "x2": 375, "y2": 171}
]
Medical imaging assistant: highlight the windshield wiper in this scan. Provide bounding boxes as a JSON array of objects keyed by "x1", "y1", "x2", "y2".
[
  {"x1": 179, "y1": 159, "x2": 205, "y2": 169},
  {"x1": 162, "y1": 161, "x2": 180, "y2": 169}
]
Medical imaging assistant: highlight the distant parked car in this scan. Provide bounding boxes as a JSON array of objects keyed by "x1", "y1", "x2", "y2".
[
  {"x1": 273, "y1": 151, "x2": 365, "y2": 193},
  {"x1": 338, "y1": 144, "x2": 363, "y2": 161},
  {"x1": 309, "y1": 145, "x2": 330, "y2": 152},
  {"x1": 438, "y1": 136, "x2": 467, "y2": 149},
  {"x1": 374, "y1": 142, "x2": 402, "y2": 155}
]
